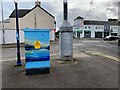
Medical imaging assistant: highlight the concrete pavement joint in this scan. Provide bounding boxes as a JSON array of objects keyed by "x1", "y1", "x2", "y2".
[
  {"x1": 1, "y1": 54, "x2": 59, "y2": 62},
  {"x1": 1, "y1": 53, "x2": 89, "y2": 62}
]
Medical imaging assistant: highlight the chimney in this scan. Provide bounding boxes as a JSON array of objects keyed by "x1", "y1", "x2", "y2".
[{"x1": 35, "y1": 0, "x2": 41, "y2": 6}]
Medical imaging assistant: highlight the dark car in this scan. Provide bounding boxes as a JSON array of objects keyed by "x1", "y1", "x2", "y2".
[{"x1": 104, "y1": 35, "x2": 118, "y2": 41}]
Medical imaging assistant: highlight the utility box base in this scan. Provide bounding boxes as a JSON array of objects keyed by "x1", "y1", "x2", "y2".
[
  {"x1": 23, "y1": 28, "x2": 50, "y2": 75},
  {"x1": 26, "y1": 68, "x2": 50, "y2": 75}
]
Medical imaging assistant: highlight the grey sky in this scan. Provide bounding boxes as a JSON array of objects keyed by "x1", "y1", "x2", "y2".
[{"x1": 0, "y1": 0, "x2": 119, "y2": 29}]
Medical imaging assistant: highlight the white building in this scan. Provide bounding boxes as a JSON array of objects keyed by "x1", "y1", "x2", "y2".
[
  {"x1": 73, "y1": 16, "x2": 119, "y2": 38},
  {"x1": 0, "y1": 1, "x2": 55, "y2": 44}
]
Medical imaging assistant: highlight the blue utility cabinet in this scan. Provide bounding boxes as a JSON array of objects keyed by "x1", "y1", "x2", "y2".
[{"x1": 23, "y1": 28, "x2": 50, "y2": 75}]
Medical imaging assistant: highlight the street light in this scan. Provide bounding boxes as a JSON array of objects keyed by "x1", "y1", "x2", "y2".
[{"x1": 14, "y1": 0, "x2": 22, "y2": 66}]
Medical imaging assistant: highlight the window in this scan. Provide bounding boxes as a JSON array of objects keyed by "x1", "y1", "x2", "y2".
[
  {"x1": 111, "y1": 29, "x2": 113, "y2": 32},
  {"x1": 104, "y1": 26, "x2": 106, "y2": 29},
  {"x1": 88, "y1": 26, "x2": 90, "y2": 29},
  {"x1": 77, "y1": 24, "x2": 80, "y2": 28},
  {"x1": 85, "y1": 26, "x2": 87, "y2": 29}
]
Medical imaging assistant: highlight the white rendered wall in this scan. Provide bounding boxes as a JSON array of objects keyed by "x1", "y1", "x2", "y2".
[
  {"x1": 5, "y1": 30, "x2": 16, "y2": 44},
  {"x1": 50, "y1": 30, "x2": 55, "y2": 41},
  {"x1": 20, "y1": 30, "x2": 24, "y2": 43},
  {"x1": 110, "y1": 26, "x2": 118, "y2": 33},
  {"x1": 3, "y1": 30, "x2": 24, "y2": 44}
]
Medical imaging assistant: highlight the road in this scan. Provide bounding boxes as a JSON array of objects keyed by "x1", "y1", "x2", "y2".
[
  {"x1": 73, "y1": 39, "x2": 119, "y2": 61},
  {"x1": 2, "y1": 39, "x2": 119, "y2": 62}
]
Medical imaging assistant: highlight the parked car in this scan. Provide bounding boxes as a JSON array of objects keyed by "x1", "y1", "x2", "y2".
[
  {"x1": 116, "y1": 36, "x2": 120, "y2": 39},
  {"x1": 104, "y1": 35, "x2": 118, "y2": 41}
]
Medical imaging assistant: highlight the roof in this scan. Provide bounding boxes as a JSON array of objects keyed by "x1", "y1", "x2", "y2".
[
  {"x1": 74, "y1": 16, "x2": 84, "y2": 20},
  {"x1": 9, "y1": 9, "x2": 30, "y2": 18},
  {"x1": 109, "y1": 21, "x2": 119, "y2": 26},
  {"x1": 0, "y1": 18, "x2": 10, "y2": 23},
  {"x1": 3, "y1": 18, "x2": 10, "y2": 23},
  {"x1": 84, "y1": 20, "x2": 119, "y2": 26},
  {"x1": 9, "y1": 5, "x2": 54, "y2": 18}
]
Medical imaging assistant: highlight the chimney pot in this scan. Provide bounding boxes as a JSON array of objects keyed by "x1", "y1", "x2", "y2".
[{"x1": 35, "y1": 0, "x2": 41, "y2": 6}]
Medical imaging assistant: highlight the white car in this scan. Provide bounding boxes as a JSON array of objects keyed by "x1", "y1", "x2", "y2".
[{"x1": 104, "y1": 35, "x2": 118, "y2": 41}]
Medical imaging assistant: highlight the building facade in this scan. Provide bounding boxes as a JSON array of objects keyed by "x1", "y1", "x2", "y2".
[
  {"x1": 73, "y1": 16, "x2": 119, "y2": 38},
  {"x1": 0, "y1": 1, "x2": 55, "y2": 44}
]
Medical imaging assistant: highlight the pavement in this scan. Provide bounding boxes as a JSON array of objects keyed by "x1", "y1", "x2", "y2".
[{"x1": 1, "y1": 39, "x2": 119, "y2": 88}]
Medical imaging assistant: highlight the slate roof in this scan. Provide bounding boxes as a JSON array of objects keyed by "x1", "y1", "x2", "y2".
[
  {"x1": 9, "y1": 9, "x2": 30, "y2": 18},
  {"x1": 84, "y1": 20, "x2": 119, "y2": 26},
  {"x1": 9, "y1": 5, "x2": 54, "y2": 18}
]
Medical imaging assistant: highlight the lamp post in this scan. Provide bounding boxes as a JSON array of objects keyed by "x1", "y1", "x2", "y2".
[{"x1": 14, "y1": 0, "x2": 22, "y2": 66}]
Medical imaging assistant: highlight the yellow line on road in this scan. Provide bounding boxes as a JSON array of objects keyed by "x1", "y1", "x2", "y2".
[{"x1": 85, "y1": 51, "x2": 120, "y2": 62}]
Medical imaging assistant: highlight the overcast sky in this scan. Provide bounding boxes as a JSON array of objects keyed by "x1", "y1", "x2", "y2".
[{"x1": 0, "y1": 0, "x2": 119, "y2": 29}]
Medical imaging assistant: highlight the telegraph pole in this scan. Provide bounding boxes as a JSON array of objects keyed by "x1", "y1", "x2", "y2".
[
  {"x1": 14, "y1": 0, "x2": 22, "y2": 66},
  {"x1": 1, "y1": 0, "x2": 5, "y2": 44},
  {"x1": 59, "y1": 0, "x2": 73, "y2": 61}
]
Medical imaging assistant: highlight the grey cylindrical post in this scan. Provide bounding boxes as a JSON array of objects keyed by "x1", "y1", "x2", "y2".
[{"x1": 59, "y1": 0, "x2": 73, "y2": 61}]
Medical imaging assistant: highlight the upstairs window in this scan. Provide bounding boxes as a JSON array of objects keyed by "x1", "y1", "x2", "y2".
[{"x1": 88, "y1": 26, "x2": 90, "y2": 29}]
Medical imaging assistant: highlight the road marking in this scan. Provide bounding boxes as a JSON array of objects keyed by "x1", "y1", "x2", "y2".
[
  {"x1": 82, "y1": 41, "x2": 101, "y2": 43},
  {"x1": 73, "y1": 44, "x2": 85, "y2": 46},
  {"x1": 73, "y1": 53, "x2": 90, "y2": 58},
  {"x1": 50, "y1": 54, "x2": 58, "y2": 56},
  {"x1": 9, "y1": 48, "x2": 15, "y2": 50},
  {"x1": 85, "y1": 51, "x2": 120, "y2": 62},
  {"x1": 0, "y1": 59, "x2": 16, "y2": 62},
  {"x1": 73, "y1": 44, "x2": 85, "y2": 48}
]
